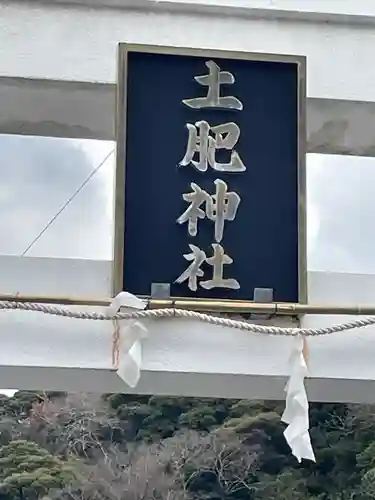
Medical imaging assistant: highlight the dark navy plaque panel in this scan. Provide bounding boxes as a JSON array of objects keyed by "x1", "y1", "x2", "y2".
[{"x1": 121, "y1": 49, "x2": 301, "y2": 302}]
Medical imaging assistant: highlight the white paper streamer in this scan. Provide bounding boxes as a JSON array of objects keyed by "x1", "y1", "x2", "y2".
[
  {"x1": 107, "y1": 292, "x2": 148, "y2": 388},
  {"x1": 281, "y1": 335, "x2": 315, "y2": 463}
]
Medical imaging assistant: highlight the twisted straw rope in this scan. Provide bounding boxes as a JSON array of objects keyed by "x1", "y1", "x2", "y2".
[{"x1": 0, "y1": 300, "x2": 374, "y2": 336}]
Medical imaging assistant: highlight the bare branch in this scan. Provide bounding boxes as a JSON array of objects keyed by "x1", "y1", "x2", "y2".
[{"x1": 27, "y1": 394, "x2": 123, "y2": 458}]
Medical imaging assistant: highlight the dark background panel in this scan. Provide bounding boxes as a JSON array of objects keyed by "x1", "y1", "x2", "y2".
[{"x1": 121, "y1": 50, "x2": 300, "y2": 302}]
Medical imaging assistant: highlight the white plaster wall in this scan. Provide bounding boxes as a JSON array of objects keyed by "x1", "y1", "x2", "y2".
[
  {"x1": 25, "y1": 0, "x2": 375, "y2": 20},
  {"x1": 142, "y1": 0, "x2": 375, "y2": 16},
  {"x1": 167, "y1": 0, "x2": 375, "y2": 16},
  {"x1": 2, "y1": 1, "x2": 375, "y2": 101}
]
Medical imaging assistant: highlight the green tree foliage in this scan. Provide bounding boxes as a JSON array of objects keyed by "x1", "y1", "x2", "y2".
[
  {"x1": 0, "y1": 440, "x2": 74, "y2": 500},
  {"x1": 3, "y1": 391, "x2": 375, "y2": 500}
]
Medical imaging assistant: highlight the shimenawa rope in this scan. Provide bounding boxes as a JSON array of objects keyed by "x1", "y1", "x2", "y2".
[{"x1": 0, "y1": 300, "x2": 375, "y2": 337}]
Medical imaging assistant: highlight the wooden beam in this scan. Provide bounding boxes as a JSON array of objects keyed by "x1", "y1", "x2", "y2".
[
  {"x1": 1, "y1": 77, "x2": 375, "y2": 157},
  {"x1": 0, "y1": 78, "x2": 114, "y2": 141},
  {"x1": 0, "y1": 255, "x2": 375, "y2": 402}
]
